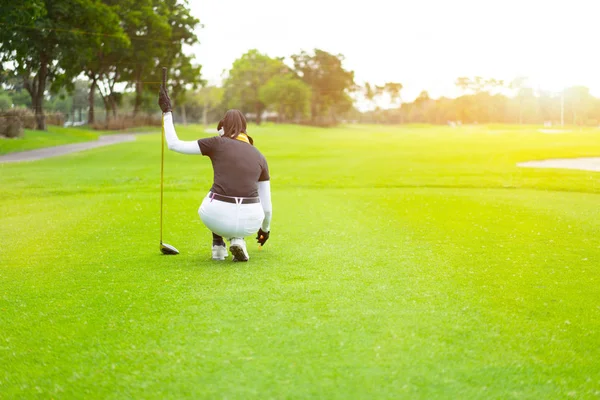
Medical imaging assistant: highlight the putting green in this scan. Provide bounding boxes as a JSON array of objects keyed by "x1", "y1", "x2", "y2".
[{"x1": 1, "y1": 124, "x2": 599, "y2": 398}]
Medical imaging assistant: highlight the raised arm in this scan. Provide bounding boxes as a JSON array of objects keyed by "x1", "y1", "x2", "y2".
[{"x1": 163, "y1": 112, "x2": 202, "y2": 155}]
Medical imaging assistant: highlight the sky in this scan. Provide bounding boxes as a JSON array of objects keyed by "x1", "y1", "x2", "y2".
[{"x1": 190, "y1": 0, "x2": 599, "y2": 104}]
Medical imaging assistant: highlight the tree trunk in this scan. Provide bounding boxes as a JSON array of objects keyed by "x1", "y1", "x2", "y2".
[
  {"x1": 181, "y1": 104, "x2": 187, "y2": 125},
  {"x1": 133, "y1": 69, "x2": 143, "y2": 116},
  {"x1": 111, "y1": 96, "x2": 117, "y2": 119},
  {"x1": 33, "y1": 58, "x2": 48, "y2": 130},
  {"x1": 203, "y1": 97, "x2": 208, "y2": 127},
  {"x1": 311, "y1": 95, "x2": 317, "y2": 123},
  {"x1": 255, "y1": 103, "x2": 262, "y2": 125},
  {"x1": 103, "y1": 97, "x2": 111, "y2": 127},
  {"x1": 398, "y1": 96, "x2": 404, "y2": 124},
  {"x1": 88, "y1": 78, "x2": 97, "y2": 125},
  {"x1": 519, "y1": 97, "x2": 523, "y2": 124}
]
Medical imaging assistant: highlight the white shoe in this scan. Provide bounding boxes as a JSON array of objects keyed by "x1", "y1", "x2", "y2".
[
  {"x1": 229, "y1": 238, "x2": 249, "y2": 262},
  {"x1": 212, "y1": 244, "x2": 228, "y2": 261}
]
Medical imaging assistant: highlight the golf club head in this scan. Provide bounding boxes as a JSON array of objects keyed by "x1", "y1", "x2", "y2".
[{"x1": 160, "y1": 242, "x2": 179, "y2": 255}]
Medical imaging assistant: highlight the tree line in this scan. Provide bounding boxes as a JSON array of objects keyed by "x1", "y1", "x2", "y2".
[
  {"x1": 0, "y1": 0, "x2": 201, "y2": 130},
  {"x1": 0, "y1": 1, "x2": 360, "y2": 129},
  {"x1": 2, "y1": 2, "x2": 599, "y2": 129},
  {"x1": 360, "y1": 77, "x2": 600, "y2": 126}
]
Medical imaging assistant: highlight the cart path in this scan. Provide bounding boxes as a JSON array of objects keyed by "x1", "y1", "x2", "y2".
[{"x1": 0, "y1": 134, "x2": 143, "y2": 163}]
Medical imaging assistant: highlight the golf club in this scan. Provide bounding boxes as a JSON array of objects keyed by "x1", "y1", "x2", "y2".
[{"x1": 160, "y1": 67, "x2": 179, "y2": 255}]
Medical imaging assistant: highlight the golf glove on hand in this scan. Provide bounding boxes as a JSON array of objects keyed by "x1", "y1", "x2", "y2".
[
  {"x1": 158, "y1": 85, "x2": 172, "y2": 113},
  {"x1": 256, "y1": 228, "x2": 270, "y2": 246}
]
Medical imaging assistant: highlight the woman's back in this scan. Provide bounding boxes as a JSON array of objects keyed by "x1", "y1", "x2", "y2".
[{"x1": 198, "y1": 136, "x2": 270, "y2": 197}]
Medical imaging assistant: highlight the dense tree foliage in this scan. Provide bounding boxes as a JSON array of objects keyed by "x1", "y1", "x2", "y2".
[
  {"x1": 0, "y1": 0, "x2": 200, "y2": 129},
  {"x1": 259, "y1": 74, "x2": 312, "y2": 121}
]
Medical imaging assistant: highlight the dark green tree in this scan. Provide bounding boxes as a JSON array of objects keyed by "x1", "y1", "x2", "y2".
[
  {"x1": 0, "y1": 0, "x2": 124, "y2": 129},
  {"x1": 114, "y1": 0, "x2": 201, "y2": 116}
]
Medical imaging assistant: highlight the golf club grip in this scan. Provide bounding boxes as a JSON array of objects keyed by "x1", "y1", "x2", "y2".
[{"x1": 162, "y1": 67, "x2": 167, "y2": 87}]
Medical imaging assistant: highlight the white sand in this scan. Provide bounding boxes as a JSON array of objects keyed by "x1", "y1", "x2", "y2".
[
  {"x1": 517, "y1": 157, "x2": 600, "y2": 172},
  {"x1": 538, "y1": 129, "x2": 572, "y2": 134}
]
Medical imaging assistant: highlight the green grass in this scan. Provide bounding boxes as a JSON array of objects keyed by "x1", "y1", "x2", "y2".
[
  {"x1": 0, "y1": 126, "x2": 101, "y2": 155},
  {"x1": 1, "y1": 123, "x2": 599, "y2": 399}
]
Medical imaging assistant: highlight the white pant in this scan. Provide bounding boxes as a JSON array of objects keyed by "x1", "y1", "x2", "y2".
[{"x1": 198, "y1": 193, "x2": 265, "y2": 239}]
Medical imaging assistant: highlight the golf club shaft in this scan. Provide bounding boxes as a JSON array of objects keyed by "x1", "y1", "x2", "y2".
[
  {"x1": 160, "y1": 116, "x2": 164, "y2": 244},
  {"x1": 160, "y1": 67, "x2": 167, "y2": 244}
]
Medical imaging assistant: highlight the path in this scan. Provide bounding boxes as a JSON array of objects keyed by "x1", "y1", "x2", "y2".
[{"x1": 0, "y1": 134, "x2": 138, "y2": 163}]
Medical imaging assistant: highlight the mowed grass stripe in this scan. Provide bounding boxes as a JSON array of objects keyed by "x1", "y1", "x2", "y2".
[
  {"x1": 3, "y1": 188, "x2": 598, "y2": 397},
  {"x1": 1, "y1": 188, "x2": 442, "y2": 398}
]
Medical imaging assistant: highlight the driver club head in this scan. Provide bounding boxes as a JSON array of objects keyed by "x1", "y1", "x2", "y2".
[{"x1": 160, "y1": 242, "x2": 179, "y2": 255}]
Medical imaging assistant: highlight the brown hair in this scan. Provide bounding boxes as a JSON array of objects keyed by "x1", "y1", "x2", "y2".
[{"x1": 217, "y1": 109, "x2": 253, "y2": 144}]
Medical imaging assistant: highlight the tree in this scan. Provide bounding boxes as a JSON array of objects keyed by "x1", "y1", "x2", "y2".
[
  {"x1": 222, "y1": 49, "x2": 287, "y2": 124},
  {"x1": 364, "y1": 82, "x2": 377, "y2": 111},
  {"x1": 114, "y1": 0, "x2": 169, "y2": 116},
  {"x1": 509, "y1": 77, "x2": 529, "y2": 124},
  {"x1": 166, "y1": 52, "x2": 204, "y2": 124},
  {"x1": 116, "y1": 0, "x2": 201, "y2": 116},
  {"x1": 259, "y1": 74, "x2": 312, "y2": 122},
  {"x1": 455, "y1": 77, "x2": 471, "y2": 95},
  {"x1": 564, "y1": 86, "x2": 595, "y2": 125},
  {"x1": 0, "y1": 0, "x2": 123, "y2": 130},
  {"x1": 291, "y1": 49, "x2": 355, "y2": 124},
  {"x1": 384, "y1": 82, "x2": 403, "y2": 107},
  {"x1": 192, "y1": 86, "x2": 224, "y2": 127},
  {"x1": 71, "y1": 19, "x2": 128, "y2": 125}
]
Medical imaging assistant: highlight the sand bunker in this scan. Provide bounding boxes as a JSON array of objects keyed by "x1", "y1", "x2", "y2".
[
  {"x1": 538, "y1": 129, "x2": 573, "y2": 134},
  {"x1": 517, "y1": 157, "x2": 600, "y2": 172}
]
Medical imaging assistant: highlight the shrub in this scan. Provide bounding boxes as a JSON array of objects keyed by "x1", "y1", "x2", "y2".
[
  {"x1": 0, "y1": 109, "x2": 26, "y2": 138},
  {"x1": 18, "y1": 109, "x2": 36, "y2": 129},
  {"x1": 46, "y1": 113, "x2": 65, "y2": 126},
  {"x1": 0, "y1": 109, "x2": 65, "y2": 137},
  {"x1": 0, "y1": 108, "x2": 37, "y2": 138},
  {"x1": 92, "y1": 114, "x2": 162, "y2": 130}
]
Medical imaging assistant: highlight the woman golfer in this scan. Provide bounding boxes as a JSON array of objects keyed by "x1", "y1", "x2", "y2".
[{"x1": 158, "y1": 86, "x2": 272, "y2": 262}]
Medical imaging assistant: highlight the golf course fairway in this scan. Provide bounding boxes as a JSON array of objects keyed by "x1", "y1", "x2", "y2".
[{"x1": 1, "y1": 124, "x2": 599, "y2": 398}]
